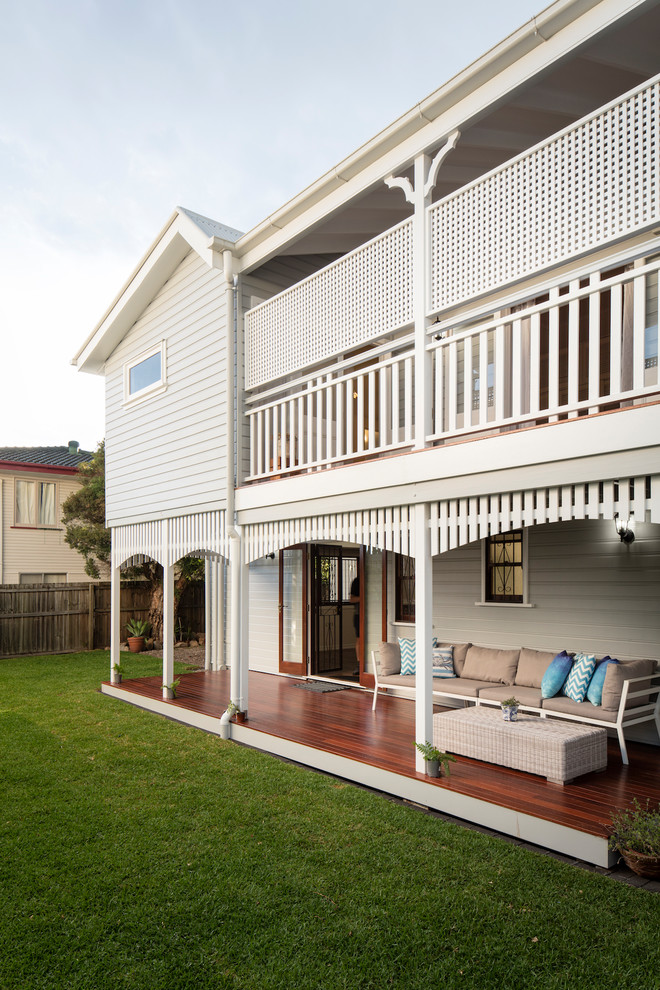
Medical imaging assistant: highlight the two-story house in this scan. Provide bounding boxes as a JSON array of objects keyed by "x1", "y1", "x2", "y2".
[
  {"x1": 0, "y1": 444, "x2": 93, "y2": 584},
  {"x1": 73, "y1": 0, "x2": 659, "y2": 787}
]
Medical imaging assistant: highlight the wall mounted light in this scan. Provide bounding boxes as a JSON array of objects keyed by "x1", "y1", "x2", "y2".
[
  {"x1": 429, "y1": 316, "x2": 445, "y2": 341},
  {"x1": 614, "y1": 513, "x2": 635, "y2": 544}
]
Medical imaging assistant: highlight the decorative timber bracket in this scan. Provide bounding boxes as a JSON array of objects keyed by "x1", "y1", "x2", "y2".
[{"x1": 384, "y1": 130, "x2": 460, "y2": 203}]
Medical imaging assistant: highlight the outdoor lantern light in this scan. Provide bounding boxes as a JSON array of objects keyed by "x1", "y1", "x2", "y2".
[{"x1": 614, "y1": 513, "x2": 635, "y2": 544}]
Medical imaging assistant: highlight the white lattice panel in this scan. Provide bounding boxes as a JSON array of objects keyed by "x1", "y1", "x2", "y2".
[
  {"x1": 113, "y1": 511, "x2": 228, "y2": 568},
  {"x1": 430, "y1": 476, "x2": 657, "y2": 554},
  {"x1": 246, "y1": 219, "x2": 413, "y2": 389},
  {"x1": 243, "y1": 506, "x2": 414, "y2": 563},
  {"x1": 430, "y1": 77, "x2": 660, "y2": 312}
]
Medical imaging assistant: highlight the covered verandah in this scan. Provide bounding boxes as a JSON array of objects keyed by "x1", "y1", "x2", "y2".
[{"x1": 101, "y1": 666, "x2": 660, "y2": 873}]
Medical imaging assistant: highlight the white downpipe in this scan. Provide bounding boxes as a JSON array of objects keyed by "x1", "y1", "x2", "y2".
[
  {"x1": 204, "y1": 557, "x2": 212, "y2": 671},
  {"x1": 223, "y1": 249, "x2": 243, "y2": 724}
]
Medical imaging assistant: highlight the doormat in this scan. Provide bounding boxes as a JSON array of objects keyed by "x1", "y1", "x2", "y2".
[{"x1": 294, "y1": 682, "x2": 348, "y2": 693}]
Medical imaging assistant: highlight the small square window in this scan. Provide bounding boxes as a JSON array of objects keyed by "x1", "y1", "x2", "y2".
[
  {"x1": 15, "y1": 480, "x2": 56, "y2": 527},
  {"x1": 124, "y1": 343, "x2": 166, "y2": 402}
]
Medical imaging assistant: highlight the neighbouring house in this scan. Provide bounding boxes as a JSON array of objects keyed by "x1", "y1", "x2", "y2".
[
  {"x1": 0, "y1": 443, "x2": 93, "y2": 584},
  {"x1": 73, "y1": 0, "x2": 660, "y2": 785}
]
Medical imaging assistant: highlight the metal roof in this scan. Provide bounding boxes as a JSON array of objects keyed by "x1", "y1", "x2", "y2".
[
  {"x1": 176, "y1": 207, "x2": 243, "y2": 243},
  {"x1": 0, "y1": 446, "x2": 93, "y2": 469}
]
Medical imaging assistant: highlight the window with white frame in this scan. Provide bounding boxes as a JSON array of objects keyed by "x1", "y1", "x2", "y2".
[
  {"x1": 14, "y1": 479, "x2": 57, "y2": 527},
  {"x1": 124, "y1": 343, "x2": 166, "y2": 402},
  {"x1": 20, "y1": 573, "x2": 66, "y2": 584}
]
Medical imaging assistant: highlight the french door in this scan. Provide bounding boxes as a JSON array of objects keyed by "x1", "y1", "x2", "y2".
[{"x1": 278, "y1": 546, "x2": 307, "y2": 675}]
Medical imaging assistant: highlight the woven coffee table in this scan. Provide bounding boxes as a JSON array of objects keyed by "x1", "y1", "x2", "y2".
[{"x1": 432, "y1": 707, "x2": 607, "y2": 784}]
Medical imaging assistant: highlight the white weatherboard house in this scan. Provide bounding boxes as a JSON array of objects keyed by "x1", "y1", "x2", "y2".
[{"x1": 74, "y1": 0, "x2": 660, "y2": 856}]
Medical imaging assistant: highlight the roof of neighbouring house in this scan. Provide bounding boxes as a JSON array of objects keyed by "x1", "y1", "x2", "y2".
[{"x1": 0, "y1": 446, "x2": 93, "y2": 469}]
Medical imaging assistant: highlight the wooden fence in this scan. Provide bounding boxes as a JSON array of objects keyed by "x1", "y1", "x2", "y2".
[{"x1": 0, "y1": 581, "x2": 205, "y2": 659}]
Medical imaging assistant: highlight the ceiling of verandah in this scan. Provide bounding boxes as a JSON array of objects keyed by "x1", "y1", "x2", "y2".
[{"x1": 254, "y1": 3, "x2": 660, "y2": 269}]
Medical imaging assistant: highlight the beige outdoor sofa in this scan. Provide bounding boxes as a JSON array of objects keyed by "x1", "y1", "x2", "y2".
[{"x1": 371, "y1": 642, "x2": 660, "y2": 765}]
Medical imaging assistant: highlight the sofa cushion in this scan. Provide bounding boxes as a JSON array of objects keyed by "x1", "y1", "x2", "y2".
[
  {"x1": 462, "y1": 646, "x2": 519, "y2": 685},
  {"x1": 432, "y1": 678, "x2": 493, "y2": 698},
  {"x1": 541, "y1": 651, "x2": 573, "y2": 699},
  {"x1": 601, "y1": 658, "x2": 655, "y2": 712},
  {"x1": 478, "y1": 684, "x2": 543, "y2": 707},
  {"x1": 515, "y1": 648, "x2": 556, "y2": 689},
  {"x1": 562, "y1": 652, "x2": 597, "y2": 703},
  {"x1": 398, "y1": 638, "x2": 416, "y2": 675},
  {"x1": 541, "y1": 696, "x2": 618, "y2": 723},
  {"x1": 378, "y1": 672, "x2": 416, "y2": 689},
  {"x1": 585, "y1": 657, "x2": 617, "y2": 706},
  {"x1": 433, "y1": 642, "x2": 471, "y2": 676},
  {"x1": 432, "y1": 646, "x2": 454, "y2": 678},
  {"x1": 377, "y1": 642, "x2": 401, "y2": 677}
]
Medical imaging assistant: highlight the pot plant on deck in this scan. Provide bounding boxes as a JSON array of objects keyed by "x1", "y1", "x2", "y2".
[
  {"x1": 125, "y1": 618, "x2": 150, "y2": 653},
  {"x1": 608, "y1": 798, "x2": 660, "y2": 878},
  {"x1": 415, "y1": 741, "x2": 456, "y2": 778}
]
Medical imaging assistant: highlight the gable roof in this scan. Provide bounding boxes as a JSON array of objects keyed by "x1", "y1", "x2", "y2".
[
  {"x1": 0, "y1": 446, "x2": 93, "y2": 471},
  {"x1": 72, "y1": 207, "x2": 244, "y2": 374}
]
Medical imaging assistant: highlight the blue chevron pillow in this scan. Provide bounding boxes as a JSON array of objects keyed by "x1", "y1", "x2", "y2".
[
  {"x1": 398, "y1": 638, "x2": 416, "y2": 675},
  {"x1": 562, "y1": 652, "x2": 597, "y2": 702}
]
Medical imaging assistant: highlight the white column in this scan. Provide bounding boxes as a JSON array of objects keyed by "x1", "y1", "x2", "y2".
[
  {"x1": 239, "y1": 556, "x2": 250, "y2": 714},
  {"x1": 217, "y1": 557, "x2": 226, "y2": 670},
  {"x1": 110, "y1": 548, "x2": 121, "y2": 683},
  {"x1": 414, "y1": 502, "x2": 433, "y2": 772},
  {"x1": 229, "y1": 539, "x2": 242, "y2": 708},
  {"x1": 413, "y1": 153, "x2": 432, "y2": 451},
  {"x1": 162, "y1": 562, "x2": 175, "y2": 699},
  {"x1": 204, "y1": 558, "x2": 212, "y2": 671}
]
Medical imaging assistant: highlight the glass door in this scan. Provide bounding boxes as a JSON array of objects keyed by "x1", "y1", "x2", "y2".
[{"x1": 278, "y1": 547, "x2": 307, "y2": 675}]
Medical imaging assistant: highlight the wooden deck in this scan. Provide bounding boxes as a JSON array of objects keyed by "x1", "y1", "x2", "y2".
[{"x1": 102, "y1": 668, "x2": 660, "y2": 868}]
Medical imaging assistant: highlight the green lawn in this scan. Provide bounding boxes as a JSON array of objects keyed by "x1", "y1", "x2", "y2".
[{"x1": 1, "y1": 652, "x2": 658, "y2": 990}]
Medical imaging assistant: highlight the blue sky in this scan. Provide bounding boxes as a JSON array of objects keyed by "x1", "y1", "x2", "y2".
[{"x1": 0, "y1": 0, "x2": 541, "y2": 450}]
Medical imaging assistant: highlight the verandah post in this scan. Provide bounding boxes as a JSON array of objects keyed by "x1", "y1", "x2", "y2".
[
  {"x1": 414, "y1": 502, "x2": 433, "y2": 773},
  {"x1": 110, "y1": 544, "x2": 121, "y2": 684},
  {"x1": 162, "y1": 562, "x2": 175, "y2": 699}
]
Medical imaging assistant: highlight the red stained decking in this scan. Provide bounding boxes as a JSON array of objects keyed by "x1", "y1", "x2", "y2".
[{"x1": 108, "y1": 668, "x2": 660, "y2": 841}]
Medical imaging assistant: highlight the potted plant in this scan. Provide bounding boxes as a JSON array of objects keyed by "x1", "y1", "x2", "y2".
[
  {"x1": 112, "y1": 662, "x2": 123, "y2": 684},
  {"x1": 415, "y1": 741, "x2": 456, "y2": 778},
  {"x1": 226, "y1": 699, "x2": 247, "y2": 723},
  {"x1": 608, "y1": 798, "x2": 660, "y2": 878},
  {"x1": 126, "y1": 618, "x2": 150, "y2": 653},
  {"x1": 500, "y1": 696, "x2": 520, "y2": 722},
  {"x1": 163, "y1": 678, "x2": 181, "y2": 700}
]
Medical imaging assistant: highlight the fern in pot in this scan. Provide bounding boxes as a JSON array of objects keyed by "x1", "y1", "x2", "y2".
[{"x1": 608, "y1": 798, "x2": 660, "y2": 878}]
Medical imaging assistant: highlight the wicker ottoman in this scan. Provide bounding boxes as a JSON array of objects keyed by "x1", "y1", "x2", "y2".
[{"x1": 433, "y1": 707, "x2": 607, "y2": 784}]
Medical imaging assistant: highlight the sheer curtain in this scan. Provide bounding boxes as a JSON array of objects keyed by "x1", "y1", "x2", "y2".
[
  {"x1": 38, "y1": 483, "x2": 56, "y2": 526},
  {"x1": 15, "y1": 480, "x2": 35, "y2": 525}
]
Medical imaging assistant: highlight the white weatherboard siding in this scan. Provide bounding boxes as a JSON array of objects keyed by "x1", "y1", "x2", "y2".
[
  {"x1": 432, "y1": 519, "x2": 660, "y2": 661},
  {"x1": 105, "y1": 252, "x2": 228, "y2": 527},
  {"x1": 0, "y1": 471, "x2": 91, "y2": 583}
]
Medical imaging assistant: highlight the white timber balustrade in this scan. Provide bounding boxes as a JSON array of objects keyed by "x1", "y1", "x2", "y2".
[
  {"x1": 246, "y1": 340, "x2": 415, "y2": 480},
  {"x1": 428, "y1": 255, "x2": 660, "y2": 443}
]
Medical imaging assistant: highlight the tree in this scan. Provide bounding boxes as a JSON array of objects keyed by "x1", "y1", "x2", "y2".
[
  {"x1": 62, "y1": 441, "x2": 203, "y2": 642},
  {"x1": 61, "y1": 441, "x2": 110, "y2": 579}
]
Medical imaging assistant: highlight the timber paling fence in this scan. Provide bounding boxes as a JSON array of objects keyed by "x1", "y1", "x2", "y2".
[{"x1": 0, "y1": 581, "x2": 205, "y2": 659}]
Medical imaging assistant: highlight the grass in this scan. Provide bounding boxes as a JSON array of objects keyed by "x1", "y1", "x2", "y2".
[{"x1": 1, "y1": 651, "x2": 659, "y2": 990}]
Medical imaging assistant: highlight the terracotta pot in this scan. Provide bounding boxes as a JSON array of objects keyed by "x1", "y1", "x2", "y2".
[
  {"x1": 127, "y1": 636, "x2": 145, "y2": 653},
  {"x1": 619, "y1": 848, "x2": 660, "y2": 879},
  {"x1": 234, "y1": 710, "x2": 247, "y2": 723}
]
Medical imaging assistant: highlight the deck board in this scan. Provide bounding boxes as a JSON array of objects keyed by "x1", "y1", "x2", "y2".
[{"x1": 108, "y1": 668, "x2": 660, "y2": 840}]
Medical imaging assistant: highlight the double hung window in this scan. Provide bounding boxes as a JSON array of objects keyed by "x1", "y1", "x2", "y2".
[{"x1": 15, "y1": 480, "x2": 56, "y2": 527}]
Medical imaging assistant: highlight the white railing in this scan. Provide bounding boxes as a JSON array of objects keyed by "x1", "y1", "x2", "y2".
[
  {"x1": 245, "y1": 218, "x2": 413, "y2": 390},
  {"x1": 246, "y1": 341, "x2": 415, "y2": 480},
  {"x1": 428, "y1": 256, "x2": 660, "y2": 442},
  {"x1": 429, "y1": 75, "x2": 660, "y2": 312}
]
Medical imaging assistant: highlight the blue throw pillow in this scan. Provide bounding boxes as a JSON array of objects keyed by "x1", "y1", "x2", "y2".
[
  {"x1": 562, "y1": 652, "x2": 597, "y2": 702},
  {"x1": 541, "y1": 650, "x2": 573, "y2": 699},
  {"x1": 586, "y1": 657, "x2": 619, "y2": 706},
  {"x1": 432, "y1": 646, "x2": 455, "y2": 679},
  {"x1": 398, "y1": 638, "x2": 416, "y2": 675}
]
